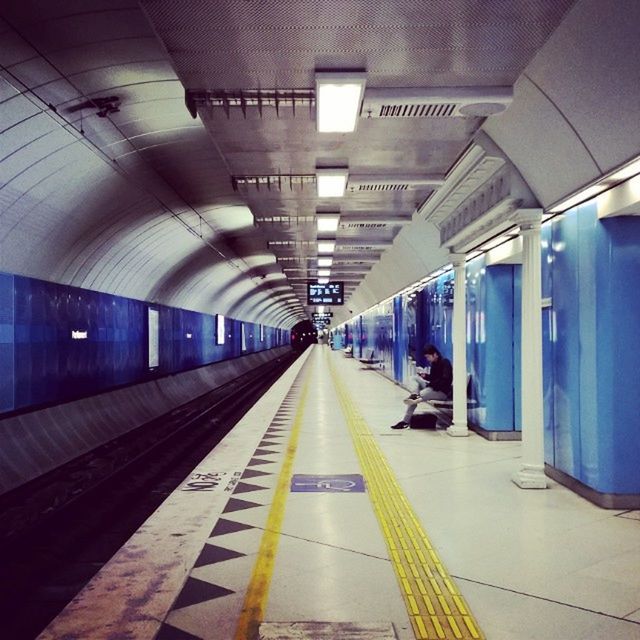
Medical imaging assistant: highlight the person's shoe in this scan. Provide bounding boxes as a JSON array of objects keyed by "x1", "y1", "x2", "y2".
[
  {"x1": 390, "y1": 421, "x2": 409, "y2": 429},
  {"x1": 403, "y1": 394, "x2": 421, "y2": 406}
]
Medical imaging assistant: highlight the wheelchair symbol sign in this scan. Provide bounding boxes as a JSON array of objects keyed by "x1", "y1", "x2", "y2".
[{"x1": 290, "y1": 474, "x2": 365, "y2": 493}]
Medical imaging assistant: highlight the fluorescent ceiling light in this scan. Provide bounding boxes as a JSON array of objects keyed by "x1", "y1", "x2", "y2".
[
  {"x1": 316, "y1": 169, "x2": 348, "y2": 198},
  {"x1": 479, "y1": 234, "x2": 515, "y2": 252},
  {"x1": 317, "y1": 257, "x2": 333, "y2": 267},
  {"x1": 317, "y1": 278, "x2": 329, "y2": 284},
  {"x1": 317, "y1": 214, "x2": 340, "y2": 232},
  {"x1": 318, "y1": 241, "x2": 336, "y2": 254},
  {"x1": 316, "y1": 72, "x2": 366, "y2": 133},
  {"x1": 318, "y1": 269, "x2": 331, "y2": 277},
  {"x1": 318, "y1": 306, "x2": 325, "y2": 313},
  {"x1": 548, "y1": 153, "x2": 640, "y2": 214},
  {"x1": 608, "y1": 157, "x2": 640, "y2": 182},
  {"x1": 549, "y1": 184, "x2": 609, "y2": 213}
]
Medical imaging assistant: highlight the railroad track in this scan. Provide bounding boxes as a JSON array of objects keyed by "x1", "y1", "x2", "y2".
[{"x1": 0, "y1": 351, "x2": 297, "y2": 640}]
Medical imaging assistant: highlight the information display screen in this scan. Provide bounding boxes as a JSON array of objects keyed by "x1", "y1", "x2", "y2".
[{"x1": 307, "y1": 282, "x2": 344, "y2": 305}]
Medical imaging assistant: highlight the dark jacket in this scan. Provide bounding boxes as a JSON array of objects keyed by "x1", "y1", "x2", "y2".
[{"x1": 427, "y1": 357, "x2": 453, "y2": 396}]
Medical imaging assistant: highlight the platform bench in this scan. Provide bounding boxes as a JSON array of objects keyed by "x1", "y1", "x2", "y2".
[{"x1": 358, "y1": 349, "x2": 383, "y2": 369}]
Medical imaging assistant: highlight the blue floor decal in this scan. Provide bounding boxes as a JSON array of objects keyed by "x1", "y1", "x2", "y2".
[{"x1": 291, "y1": 474, "x2": 365, "y2": 492}]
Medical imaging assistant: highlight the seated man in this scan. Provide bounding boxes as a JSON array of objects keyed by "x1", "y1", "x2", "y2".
[{"x1": 390, "y1": 344, "x2": 452, "y2": 429}]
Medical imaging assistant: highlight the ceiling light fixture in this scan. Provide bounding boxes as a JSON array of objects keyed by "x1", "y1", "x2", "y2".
[
  {"x1": 548, "y1": 184, "x2": 609, "y2": 214},
  {"x1": 318, "y1": 269, "x2": 331, "y2": 277},
  {"x1": 317, "y1": 257, "x2": 333, "y2": 267},
  {"x1": 315, "y1": 72, "x2": 366, "y2": 133},
  {"x1": 318, "y1": 240, "x2": 336, "y2": 254},
  {"x1": 317, "y1": 278, "x2": 329, "y2": 284},
  {"x1": 478, "y1": 234, "x2": 517, "y2": 252},
  {"x1": 549, "y1": 153, "x2": 640, "y2": 213},
  {"x1": 316, "y1": 168, "x2": 348, "y2": 198},
  {"x1": 317, "y1": 214, "x2": 340, "y2": 232}
]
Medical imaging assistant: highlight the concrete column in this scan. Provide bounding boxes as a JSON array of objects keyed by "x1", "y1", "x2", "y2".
[
  {"x1": 512, "y1": 209, "x2": 548, "y2": 489},
  {"x1": 447, "y1": 253, "x2": 469, "y2": 437}
]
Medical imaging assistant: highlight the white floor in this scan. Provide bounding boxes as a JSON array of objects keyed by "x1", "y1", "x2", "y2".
[
  {"x1": 332, "y1": 346, "x2": 640, "y2": 640},
  {"x1": 40, "y1": 345, "x2": 640, "y2": 640}
]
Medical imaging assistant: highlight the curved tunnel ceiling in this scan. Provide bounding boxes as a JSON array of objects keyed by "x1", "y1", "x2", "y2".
[{"x1": 3, "y1": 1, "x2": 635, "y2": 330}]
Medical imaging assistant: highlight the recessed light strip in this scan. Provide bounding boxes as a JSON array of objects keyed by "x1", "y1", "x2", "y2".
[
  {"x1": 316, "y1": 72, "x2": 367, "y2": 133},
  {"x1": 316, "y1": 169, "x2": 348, "y2": 198}
]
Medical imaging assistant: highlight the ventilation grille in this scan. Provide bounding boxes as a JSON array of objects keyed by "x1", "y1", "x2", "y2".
[
  {"x1": 343, "y1": 222, "x2": 388, "y2": 229},
  {"x1": 356, "y1": 184, "x2": 409, "y2": 191},
  {"x1": 337, "y1": 245, "x2": 380, "y2": 252},
  {"x1": 376, "y1": 103, "x2": 458, "y2": 118}
]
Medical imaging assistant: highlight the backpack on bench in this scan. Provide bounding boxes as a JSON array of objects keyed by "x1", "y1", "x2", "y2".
[{"x1": 409, "y1": 413, "x2": 438, "y2": 429}]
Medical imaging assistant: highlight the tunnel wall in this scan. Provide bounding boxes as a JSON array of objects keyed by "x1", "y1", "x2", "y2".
[
  {"x1": 0, "y1": 271, "x2": 289, "y2": 416},
  {"x1": 0, "y1": 344, "x2": 292, "y2": 496}
]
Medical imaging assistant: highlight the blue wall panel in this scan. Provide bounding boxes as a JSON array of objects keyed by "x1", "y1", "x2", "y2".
[
  {"x1": 512, "y1": 265, "x2": 522, "y2": 431},
  {"x1": 541, "y1": 220, "x2": 555, "y2": 459},
  {"x1": 401, "y1": 294, "x2": 417, "y2": 383},
  {"x1": 484, "y1": 265, "x2": 517, "y2": 431},
  {"x1": 466, "y1": 259, "x2": 486, "y2": 427},
  {"x1": 542, "y1": 305, "x2": 555, "y2": 464},
  {"x1": 465, "y1": 259, "x2": 519, "y2": 432},
  {"x1": 550, "y1": 210, "x2": 582, "y2": 478},
  {"x1": 393, "y1": 297, "x2": 403, "y2": 381},
  {"x1": 576, "y1": 204, "x2": 600, "y2": 488},
  {"x1": 13, "y1": 278, "x2": 148, "y2": 409},
  {"x1": 425, "y1": 273, "x2": 454, "y2": 362},
  {"x1": 0, "y1": 273, "x2": 15, "y2": 412},
  {"x1": 1, "y1": 272, "x2": 288, "y2": 417},
  {"x1": 595, "y1": 214, "x2": 640, "y2": 493},
  {"x1": 546, "y1": 203, "x2": 640, "y2": 494}
]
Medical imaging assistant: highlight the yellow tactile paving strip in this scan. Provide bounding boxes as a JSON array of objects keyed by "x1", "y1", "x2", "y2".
[
  {"x1": 234, "y1": 371, "x2": 311, "y2": 640},
  {"x1": 328, "y1": 353, "x2": 485, "y2": 640}
]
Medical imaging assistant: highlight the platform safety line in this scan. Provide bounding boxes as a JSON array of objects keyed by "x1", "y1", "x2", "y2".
[
  {"x1": 233, "y1": 369, "x2": 312, "y2": 640},
  {"x1": 327, "y1": 355, "x2": 484, "y2": 640}
]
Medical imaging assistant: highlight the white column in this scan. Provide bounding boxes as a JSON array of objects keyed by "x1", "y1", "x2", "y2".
[
  {"x1": 512, "y1": 209, "x2": 547, "y2": 489},
  {"x1": 447, "y1": 252, "x2": 469, "y2": 437}
]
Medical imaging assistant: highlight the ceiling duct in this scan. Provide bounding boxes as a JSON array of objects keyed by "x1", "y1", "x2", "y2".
[
  {"x1": 361, "y1": 87, "x2": 513, "y2": 119},
  {"x1": 232, "y1": 174, "x2": 315, "y2": 192},
  {"x1": 186, "y1": 89, "x2": 314, "y2": 119},
  {"x1": 256, "y1": 216, "x2": 315, "y2": 226}
]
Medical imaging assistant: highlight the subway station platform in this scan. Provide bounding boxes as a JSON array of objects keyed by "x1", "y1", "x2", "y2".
[{"x1": 39, "y1": 346, "x2": 640, "y2": 640}]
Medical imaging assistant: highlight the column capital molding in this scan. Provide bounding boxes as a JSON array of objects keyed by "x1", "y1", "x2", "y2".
[
  {"x1": 511, "y1": 208, "x2": 543, "y2": 231},
  {"x1": 448, "y1": 251, "x2": 466, "y2": 267}
]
